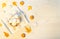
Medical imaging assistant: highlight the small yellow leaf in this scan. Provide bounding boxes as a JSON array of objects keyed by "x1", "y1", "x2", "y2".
[
  {"x1": 4, "y1": 32, "x2": 9, "y2": 37},
  {"x1": 30, "y1": 15, "x2": 34, "y2": 20},
  {"x1": 25, "y1": 25, "x2": 32, "y2": 33},
  {"x1": 28, "y1": 6, "x2": 32, "y2": 10},
  {"x1": 0, "y1": 23, "x2": 2, "y2": 27},
  {"x1": 2, "y1": 3, "x2": 6, "y2": 8},
  {"x1": 12, "y1": 2, "x2": 17, "y2": 6},
  {"x1": 20, "y1": 1, "x2": 24, "y2": 6},
  {"x1": 21, "y1": 33, "x2": 26, "y2": 38}
]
